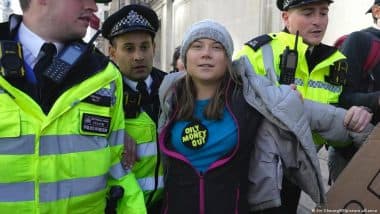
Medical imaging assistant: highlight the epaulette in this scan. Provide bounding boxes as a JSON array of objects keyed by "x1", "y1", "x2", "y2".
[{"x1": 245, "y1": 34, "x2": 273, "y2": 51}]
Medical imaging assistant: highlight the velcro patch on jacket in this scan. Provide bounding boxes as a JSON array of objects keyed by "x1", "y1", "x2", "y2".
[
  {"x1": 82, "y1": 113, "x2": 111, "y2": 134},
  {"x1": 245, "y1": 34, "x2": 273, "y2": 51},
  {"x1": 123, "y1": 92, "x2": 141, "y2": 118},
  {"x1": 83, "y1": 89, "x2": 112, "y2": 107},
  {"x1": 326, "y1": 60, "x2": 348, "y2": 86}
]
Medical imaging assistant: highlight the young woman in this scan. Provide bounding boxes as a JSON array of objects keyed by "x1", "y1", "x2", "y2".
[{"x1": 157, "y1": 20, "x2": 373, "y2": 214}]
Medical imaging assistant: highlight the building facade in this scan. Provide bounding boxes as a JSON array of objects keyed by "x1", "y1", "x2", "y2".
[
  {"x1": 3, "y1": 0, "x2": 376, "y2": 71},
  {"x1": 0, "y1": 0, "x2": 12, "y2": 22},
  {"x1": 103, "y1": 0, "x2": 376, "y2": 72},
  {"x1": 106, "y1": 0, "x2": 282, "y2": 71}
]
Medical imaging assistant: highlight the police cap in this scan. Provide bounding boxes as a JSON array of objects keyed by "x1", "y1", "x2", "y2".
[
  {"x1": 366, "y1": 0, "x2": 380, "y2": 14},
  {"x1": 277, "y1": 0, "x2": 333, "y2": 11},
  {"x1": 102, "y1": 4, "x2": 159, "y2": 40},
  {"x1": 95, "y1": 0, "x2": 112, "y2": 3}
]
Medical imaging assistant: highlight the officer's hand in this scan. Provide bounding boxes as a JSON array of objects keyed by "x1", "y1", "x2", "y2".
[
  {"x1": 122, "y1": 133, "x2": 138, "y2": 169},
  {"x1": 290, "y1": 84, "x2": 303, "y2": 102},
  {"x1": 344, "y1": 106, "x2": 373, "y2": 132}
]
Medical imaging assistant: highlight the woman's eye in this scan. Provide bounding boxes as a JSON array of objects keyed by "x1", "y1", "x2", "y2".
[{"x1": 212, "y1": 44, "x2": 223, "y2": 50}]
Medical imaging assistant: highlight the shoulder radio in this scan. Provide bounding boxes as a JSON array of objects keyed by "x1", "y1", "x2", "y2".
[
  {"x1": 43, "y1": 30, "x2": 101, "y2": 84},
  {"x1": 279, "y1": 31, "x2": 299, "y2": 85}
]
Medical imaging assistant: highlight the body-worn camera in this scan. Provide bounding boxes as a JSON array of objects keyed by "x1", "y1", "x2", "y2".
[
  {"x1": 0, "y1": 41, "x2": 25, "y2": 78},
  {"x1": 326, "y1": 60, "x2": 348, "y2": 86}
]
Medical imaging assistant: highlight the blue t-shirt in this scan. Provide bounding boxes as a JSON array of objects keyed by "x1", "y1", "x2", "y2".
[{"x1": 170, "y1": 99, "x2": 237, "y2": 173}]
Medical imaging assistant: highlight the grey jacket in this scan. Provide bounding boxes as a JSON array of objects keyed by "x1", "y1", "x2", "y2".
[
  {"x1": 158, "y1": 56, "x2": 373, "y2": 211},
  {"x1": 237, "y1": 56, "x2": 373, "y2": 211}
]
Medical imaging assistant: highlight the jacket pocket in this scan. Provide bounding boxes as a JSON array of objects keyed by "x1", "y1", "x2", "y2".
[
  {"x1": 248, "y1": 124, "x2": 283, "y2": 208},
  {"x1": 209, "y1": 183, "x2": 240, "y2": 214},
  {"x1": 125, "y1": 114, "x2": 155, "y2": 143},
  {"x1": 0, "y1": 109, "x2": 20, "y2": 138},
  {"x1": 164, "y1": 165, "x2": 199, "y2": 214},
  {"x1": 249, "y1": 153, "x2": 282, "y2": 197},
  {"x1": 275, "y1": 156, "x2": 283, "y2": 189}
]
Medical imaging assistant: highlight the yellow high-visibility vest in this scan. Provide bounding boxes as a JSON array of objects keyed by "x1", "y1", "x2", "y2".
[
  {"x1": 125, "y1": 110, "x2": 164, "y2": 206},
  {"x1": 237, "y1": 32, "x2": 347, "y2": 146},
  {"x1": 0, "y1": 63, "x2": 146, "y2": 214}
]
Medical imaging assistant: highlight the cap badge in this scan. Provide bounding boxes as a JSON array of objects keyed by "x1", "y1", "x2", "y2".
[
  {"x1": 110, "y1": 10, "x2": 154, "y2": 35},
  {"x1": 283, "y1": 0, "x2": 293, "y2": 8}
]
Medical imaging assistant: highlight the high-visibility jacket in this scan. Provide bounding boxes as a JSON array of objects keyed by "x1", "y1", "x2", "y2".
[
  {"x1": 237, "y1": 32, "x2": 347, "y2": 145},
  {"x1": 0, "y1": 62, "x2": 146, "y2": 213},
  {"x1": 125, "y1": 112, "x2": 164, "y2": 205},
  {"x1": 122, "y1": 68, "x2": 165, "y2": 208},
  {"x1": 237, "y1": 31, "x2": 346, "y2": 104}
]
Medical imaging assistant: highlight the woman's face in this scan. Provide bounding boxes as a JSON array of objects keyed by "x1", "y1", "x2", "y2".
[{"x1": 185, "y1": 38, "x2": 228, "y2": 84}]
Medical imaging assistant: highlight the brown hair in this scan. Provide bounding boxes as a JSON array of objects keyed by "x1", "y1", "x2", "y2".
[
  {"x1": 171, "y1": 46, "x2": 181, "y2": 71},
  {"x1": 173, "y1": 59, "x2": 240, "y2": 121},
  {"x1": 19, "y1": 0, "x2": 31, "y2": 11}
]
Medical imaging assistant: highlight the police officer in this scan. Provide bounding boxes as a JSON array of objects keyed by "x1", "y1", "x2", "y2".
[
  {"x1": 102, "y1": 4, "x2": 166, "y2": 214},
  {"x1": 237, "y1": 0, "x2": 373, "y2": 213},
  {"x1": 0, "y1": 0, "x2": 145, "y2": 213}
]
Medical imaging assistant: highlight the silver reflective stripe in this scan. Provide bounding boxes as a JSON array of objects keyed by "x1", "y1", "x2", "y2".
[
  {"x1": 40, "y1": 175, "x2": 107, "y2": 202},
  {"x1": 137, "y1": 142, "x2": 157, "y2": 157},
  {"x1": 40, "y1": 135, "x2": 107, "y2": 155},
  {"x1": 262, "y1": 44, "x2": 279, "y2": 84},
  {"x1": 109, "y1": 162, "x2": 131, "y2": 179},
  {"x1": 94, "y1": 87, "x2": 113, "y2": 98},
  {"x1": 0, "y1": 88, "x2": 4, "y2": 93},
  {"x1": 308, "y1": 80, "x2": 341, "y2": 93},
  {"x1": 137, "y1": 176, "x2": 164, "y2": 191},
  {"x1": 108, "y1": 130, "x2": 125, "y2": 147},
  {"x1": 0, "y1": 135, "x2": 35, "y2": 154},
  {"x1": 294, "y1": 78, "x2": 304, "y2": 86},
  {"x1": 110, "y1": 81, "x2": 116, "y2": 106},
  {"x1": 0, "y1": 182, "x2": 34, "y2": 202}
]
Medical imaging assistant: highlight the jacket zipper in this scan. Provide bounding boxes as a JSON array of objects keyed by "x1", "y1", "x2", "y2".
[
  {"x1": 163, "y1": 191, "x2": 169, "y2": 214},
  {"x1": 234, "y1": 187, "x2": 240, "y2": 214},
  {"x1": 160, "y1": 82, "x2": 240, "y2": 214},
  {"x1": 199, "y1": 172, "x2": 205, "y2": 214}
]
